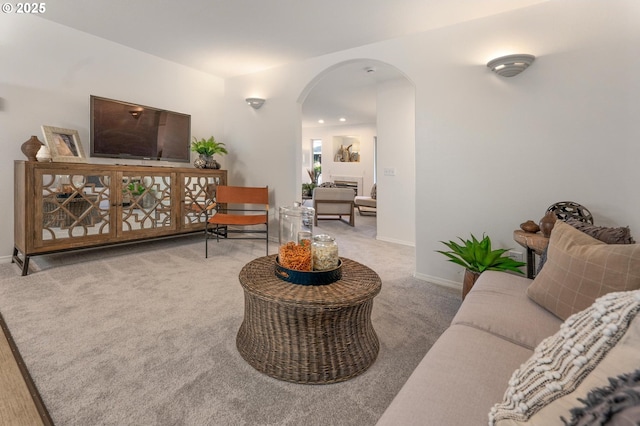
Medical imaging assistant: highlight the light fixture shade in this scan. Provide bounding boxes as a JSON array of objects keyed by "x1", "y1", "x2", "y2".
[
  {"x1": 487, "y1": 54, "x2": 535, "y2": 77},
  {"x1": 246, "y1": 98, "x2": 265, "y2": 109}
]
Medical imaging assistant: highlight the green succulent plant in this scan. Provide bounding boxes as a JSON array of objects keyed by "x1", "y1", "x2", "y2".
[
  {"x1": 437, "y1": 234, "x2": 526, "y2": 274},
  {"x1": 190, "y1": 136, "x2": 228, "y2": 156}
]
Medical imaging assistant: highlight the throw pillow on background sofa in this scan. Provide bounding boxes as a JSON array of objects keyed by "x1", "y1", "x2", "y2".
[
  {"x1": 489, "y1": 290, "x2": 640, "y2": 425},
  {"x1": 527, "y1": 220, "x2": 640, "y2": 320},
  {"x1": 536, "y1": 218, "x2": 635, "y2": 275},
  {"x1": 564, "y1": 218, "x2": 635, "y2": 245}
]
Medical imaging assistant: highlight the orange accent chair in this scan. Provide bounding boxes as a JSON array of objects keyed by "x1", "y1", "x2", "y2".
[{"x1": 205, "y1": 186, "x2": 269, "y2": 257}]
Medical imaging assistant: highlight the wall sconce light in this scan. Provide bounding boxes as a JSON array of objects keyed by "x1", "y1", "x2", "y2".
[
  {"x1": 246, "y1": 98, "x2": 265, "y2": 109},
  {"x1": 487, "y1": 54, "x2": 535, "y2": 77}
]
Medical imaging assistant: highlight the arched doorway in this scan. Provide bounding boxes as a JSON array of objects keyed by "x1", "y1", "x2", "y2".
[{"x1": 297, "y1": 59, "x2": 416, "y2": 246}]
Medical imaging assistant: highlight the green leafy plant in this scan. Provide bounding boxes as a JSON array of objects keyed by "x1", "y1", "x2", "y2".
[
  {"x1": 190, "y1": 136, "x2": 228, "y2": 156},
  {"x1": 437, "y1": 234, "x2": 526, "y2": 274},
  {"x1": 302, "y1": 182, "x2": 316, "y2": 196}
]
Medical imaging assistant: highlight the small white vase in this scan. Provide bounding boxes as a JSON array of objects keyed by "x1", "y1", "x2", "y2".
[{"x1": 36, "y1": 144, "x2": 51, "y2": 162}]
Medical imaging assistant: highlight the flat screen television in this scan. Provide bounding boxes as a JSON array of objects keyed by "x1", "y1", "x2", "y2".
[{"x1": 90, "y1": 95, "x2": 191, "y2": 163}]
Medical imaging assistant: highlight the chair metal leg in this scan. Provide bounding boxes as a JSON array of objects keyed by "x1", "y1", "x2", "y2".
[{"x1": 205, "y1": 223, "x2": 209, "y2": 258}]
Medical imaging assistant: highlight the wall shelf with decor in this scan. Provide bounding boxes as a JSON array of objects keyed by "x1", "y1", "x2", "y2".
[{"x1": 332, "y1": 135, "x2": 360, "y2": 162}]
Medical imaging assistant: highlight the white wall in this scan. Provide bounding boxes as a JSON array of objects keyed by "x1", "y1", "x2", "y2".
[
  {"x1": 0, "y1": 15, "x2": 224, "y2": 259},
  {"x1": 223, "y1": 0, "x2": 640, "y2": 285},
  {"x1": 376, "y1": 79, "x2": 415, "y2": 246},
  {"x1": 3, "y1": 0, "x2": 639, "y2": 287},
  {"x1": 412, "y1": 0, "x2": 640, "y2": 286}
]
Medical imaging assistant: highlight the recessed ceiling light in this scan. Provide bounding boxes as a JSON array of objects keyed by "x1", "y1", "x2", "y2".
[
  {"x1": 318, "y1": 119, "x2": 324, "y2": 124},
  {"x1": 339, "y1": 117, "x2": 346, "y2": 122}
]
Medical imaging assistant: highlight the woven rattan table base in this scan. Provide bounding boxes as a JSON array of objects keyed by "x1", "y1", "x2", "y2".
[{"x1": 237, "y1": 255, "x2": 382, "y2": 384}]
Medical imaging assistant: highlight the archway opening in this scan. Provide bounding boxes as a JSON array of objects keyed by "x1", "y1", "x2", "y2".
[{"x1": 297, "y1": 59, "x2": 416, "y2": 246}]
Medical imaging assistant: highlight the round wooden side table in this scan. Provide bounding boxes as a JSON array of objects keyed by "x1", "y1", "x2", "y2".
[
  {"x1": 513, "y1": 230, "x2": 550, "y2": 278},
  {"x1": 237, "y1": 254, "x2": 382, "y2": 384}
]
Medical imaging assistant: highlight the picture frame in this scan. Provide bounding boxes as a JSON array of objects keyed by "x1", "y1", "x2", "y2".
[{"x1": 41, "y1": 125, "x2": 87, "y2": 163}]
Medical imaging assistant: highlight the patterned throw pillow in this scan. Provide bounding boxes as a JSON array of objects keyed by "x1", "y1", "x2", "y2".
[
  {"x1": 536, "y1": 219, "x2": 635, "y2": 275},
  {"x1": 527, "y1": 221, "x2": 640, "y2": 320},
  {"x1": 489, "y1": 290, "x2": 640, "y2": 425},
  {"x1": 370, "y1": 184, "x2": 377, "y2": 199}
]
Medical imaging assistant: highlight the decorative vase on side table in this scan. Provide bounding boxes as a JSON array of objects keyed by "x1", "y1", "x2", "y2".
[
  {"x1": 21, "y1": 136, "x2": 42, "y2": 162},
  {"x1": 539, "y1": 211, "x2": 557, "y2": 237}
]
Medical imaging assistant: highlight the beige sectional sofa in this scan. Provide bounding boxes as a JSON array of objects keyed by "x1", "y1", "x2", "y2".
[
  {"x1": 377, "y1": 271, "x2": 561, "y2": 425},
  {"x1": 377, "y1": 220, "x2": 640, "y2": 425}
]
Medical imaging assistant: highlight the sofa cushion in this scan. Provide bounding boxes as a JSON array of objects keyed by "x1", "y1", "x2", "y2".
[
  {"x1": 489, "y1": 290, "x2": 640, "y2": 425},
  {"x1": 354, "y1": 196, "x2": 376, "y2": 208},
  {"x1": 527, "y1": 220, "x2": 640, "y2": 320},
  {"x1": 452, "y1": 271, "x2": 561, "y2": 350},
  {"x1": 376, "y1": 324, "x2": 533, "y2": 426}
]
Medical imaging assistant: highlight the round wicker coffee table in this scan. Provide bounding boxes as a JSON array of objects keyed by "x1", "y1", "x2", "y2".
[{"x1": 237, "y1": 254, "x2": 382, "y2": 384}]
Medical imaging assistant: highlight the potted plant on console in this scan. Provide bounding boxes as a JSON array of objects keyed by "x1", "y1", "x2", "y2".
[
  {"x1": 437, "y1": 234, "x2": 526, "y2": 299},
  {"x1": 191, "y1": 136, "x2": 228, "y2": 169}
]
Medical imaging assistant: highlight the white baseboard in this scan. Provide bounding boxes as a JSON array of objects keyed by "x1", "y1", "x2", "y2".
[
  {"x1": 414, "y1": 272, "x2": 462, "y2": 291},
  {"x1": 0, "y1": 254, "x2": 13, "y2": 264},
  {"x1": 376, "y1": 236, "x2": 415, "y2": 247}
]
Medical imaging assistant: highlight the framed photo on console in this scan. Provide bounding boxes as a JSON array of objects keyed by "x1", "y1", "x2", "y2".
[{"x1": 41, "y1": 125, "x2": 87, "y2": 163}]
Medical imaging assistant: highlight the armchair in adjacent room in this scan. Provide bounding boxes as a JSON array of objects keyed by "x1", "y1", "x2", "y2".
[{"x1": 312, "y1": 186, "x2": 355, "y2": 227}]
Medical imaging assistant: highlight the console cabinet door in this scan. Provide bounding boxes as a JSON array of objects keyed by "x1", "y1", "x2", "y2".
[
  {"x1": 180, "y1": 170, "x2": 227, "y2": 233},
  {"x1": 34, "y1": 167, "x2": 116, "y2": 251},
  {"x1": 117, "y1": 171, "x2": 178, "y2": 238}
]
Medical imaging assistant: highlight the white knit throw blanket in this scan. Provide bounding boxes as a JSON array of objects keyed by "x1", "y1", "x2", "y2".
[{"x1": 489, "y1": 290, "x2": 640, "y2": 424}]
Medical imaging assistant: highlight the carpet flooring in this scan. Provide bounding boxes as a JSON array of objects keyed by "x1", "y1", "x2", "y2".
[{"x1": 0, "y1": 215, "x2": 461, "y2": 425}]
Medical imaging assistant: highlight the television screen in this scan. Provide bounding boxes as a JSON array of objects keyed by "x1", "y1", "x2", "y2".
[{"x1": 90, "y1": 96, "x2": 191, "y2": 163}]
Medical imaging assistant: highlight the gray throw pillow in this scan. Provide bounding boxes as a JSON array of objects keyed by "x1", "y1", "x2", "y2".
[
  {"x1": 561, "y1": 368, "x2": 640, "y2": 426},
  {"x1": 565, "y1": 218, "x2": 635, "y2": 245}
]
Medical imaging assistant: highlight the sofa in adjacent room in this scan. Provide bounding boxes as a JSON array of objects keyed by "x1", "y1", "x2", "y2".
[
  {"x1": 377, "y1": 220, "x2": 640, "y2": 425},
  {"x1": 354, "y1": 184, "x2": 377, "y2": 216}
]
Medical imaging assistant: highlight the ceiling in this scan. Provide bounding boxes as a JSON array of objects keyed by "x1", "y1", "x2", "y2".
[
  {"x1": 39, "y1": 0, "x2": 547, "y2": 127},
  {"x1": 300, "y1": 60, "x2": 405, "y2": 128}
]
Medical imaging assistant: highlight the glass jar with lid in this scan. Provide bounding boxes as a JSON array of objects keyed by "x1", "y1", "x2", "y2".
[
  {"x1": 278, "y1": 204, "x2": 314, "y2": 270},
  {"x1": 312, "y1": 234, "x2": 339, "y2": 271}
]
